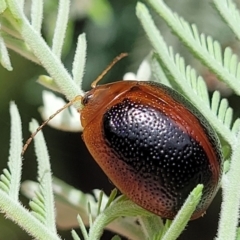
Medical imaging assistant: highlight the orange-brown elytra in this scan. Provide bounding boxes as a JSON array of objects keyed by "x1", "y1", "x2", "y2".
[
  {"x1": 80, "y1": 80, "x2": 223, "y2": 220},
  {"x1": 22, "y1": 54, "x2": 223, "y2": 220}
]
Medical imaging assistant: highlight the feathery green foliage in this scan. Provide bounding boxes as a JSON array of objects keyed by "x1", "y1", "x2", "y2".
[
  {"x1": 1, "y1": 0, "x2": 240, "y2": 239},
  {"x1": 147, "y1": 0, "x2": 240, "y2": 95}
]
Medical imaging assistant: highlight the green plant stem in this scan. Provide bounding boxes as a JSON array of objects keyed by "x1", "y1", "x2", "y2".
[{"x1": 51, "y1": 0, "x2": 70, "y2": 58}]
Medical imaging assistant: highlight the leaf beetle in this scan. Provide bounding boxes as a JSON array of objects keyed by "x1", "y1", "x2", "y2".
[{"x1": 22, "y1": 54, "x2": 223, "y2": 220}]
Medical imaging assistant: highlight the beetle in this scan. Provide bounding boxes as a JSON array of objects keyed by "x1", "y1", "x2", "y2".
[
  {"x1": 22, "y1": 54, "x2": 223, "y2": 220},
  {"x1": 80, "y1": 80, "x2": 223, "y2": 220}
]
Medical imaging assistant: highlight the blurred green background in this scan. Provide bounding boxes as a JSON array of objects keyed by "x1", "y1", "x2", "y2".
[{"x1": 0, "y1": 0, "x2": 240, "y2": 239}]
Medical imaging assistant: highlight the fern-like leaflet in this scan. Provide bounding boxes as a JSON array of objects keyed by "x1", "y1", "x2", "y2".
[
  {"x1": 174, "y1": 51, "x2": 239, "y2": 138},
  {"x1": 148, "y1": 0, "x2": 240, "y2": 96},
  {"x1": 0, "y1": 103, "x2": 61, "y2": 240},
  {"x1": 0, "y1": 103, "x2": 22, "y2": 200}
]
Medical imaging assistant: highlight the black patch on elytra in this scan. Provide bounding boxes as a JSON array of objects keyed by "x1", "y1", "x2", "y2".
[{"x1": 103, "y1": 98, "x2": 213, "y2": 210}]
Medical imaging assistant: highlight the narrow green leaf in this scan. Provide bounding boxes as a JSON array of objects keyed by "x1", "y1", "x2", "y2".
[
  {"x1": 7, "y1": 102, "x2": 22, "y2": 200},
  {"x1": 72, "y1": 33, "x2": 87, "y2": 87},
  {"x1": 31, "y1": 211, "x2": 47, "y2": 224},
  {"x1": 31, "y1": 197, "x2": 45, "y2": 210},
  {"x1": 35, "y1": 190, "x2": 45, "y2": 203},
  {"x1": 224, "y1": 108, "x2": 233, "y2": 128},
  {"x1": 0, "y1": 36, "x2": 12, "y2": 70},
  {"x1": 51, "y1": 0, "x2": 70, "y2": 58},
  {"x1": 190, "y1": 69, "x2": 197, "y2": 91},
  {"x1": 230, "y1": 54, "x2": 238, "y2": 76},
  {"x1": 223, "y1": 48, "x2": 232, "y2": 69},
  {"x1": 211, "y1": 91, "x2": 220, "y2": 115},
  {"x1": 77, "y1": 215, "x2": 88, "y2": 240},
  {"x1": 214, "y1": 41, "x2": 223, "y2": 64},
  {"x1": 218, "y1": 99, "x2": 228, "y2": 122},
  {"x1": 0, "y1": 170, "x2": 10, "y2": 184},
  {"x1": 88, "y1": 202, "x2": 93, "y2": 228},
  {"x1": 200, "y1": 33, "x2": 207, "y2": 51},
  {"x1": 3, "y1": 169, "x2": 11, "y2": 180},
  {"x1": 29, "y1": 201, "x2": 45, "y2": 216},
  {"x1": 29, "y1": 119, "x2": 57, "y2": 234},
  {"x1": 162, "y1": 185, "x2": 203, "y2": 240},
  {"x1": 197, "y1": 77, "x2": 210, "y2": 106},
  {"x1": 71, "y1": 230, "x2": 81, "y2": 240},
  {"x1": 97, "y1": 191, "x2": 103, "y2": 215},
  {"x1": 0, "y1": 174, "x2": 11, "y2": 187},
  {"x1": 0, "y1": 182, "x2": 9, "y2": 192},
  {"x1": 104, "y1": 188, "x2": 118, "y2": 209},
  {"x1": 31, "y1": 0, "x2": 43, "y2": 33},
  {"x1": 232, "y1": 119, "x2": 240, "y2": 134},
  {"x1": 207, "y1": 36, "x2": 214, "y2": 56}
]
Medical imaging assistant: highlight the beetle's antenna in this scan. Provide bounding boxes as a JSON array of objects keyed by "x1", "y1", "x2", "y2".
[
  {"x1": 21, "y1": 95, "x2": 82, "y2": 156},
  {"x1": 91, "y1": 53, "x2": 128, "y2": 88}
]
